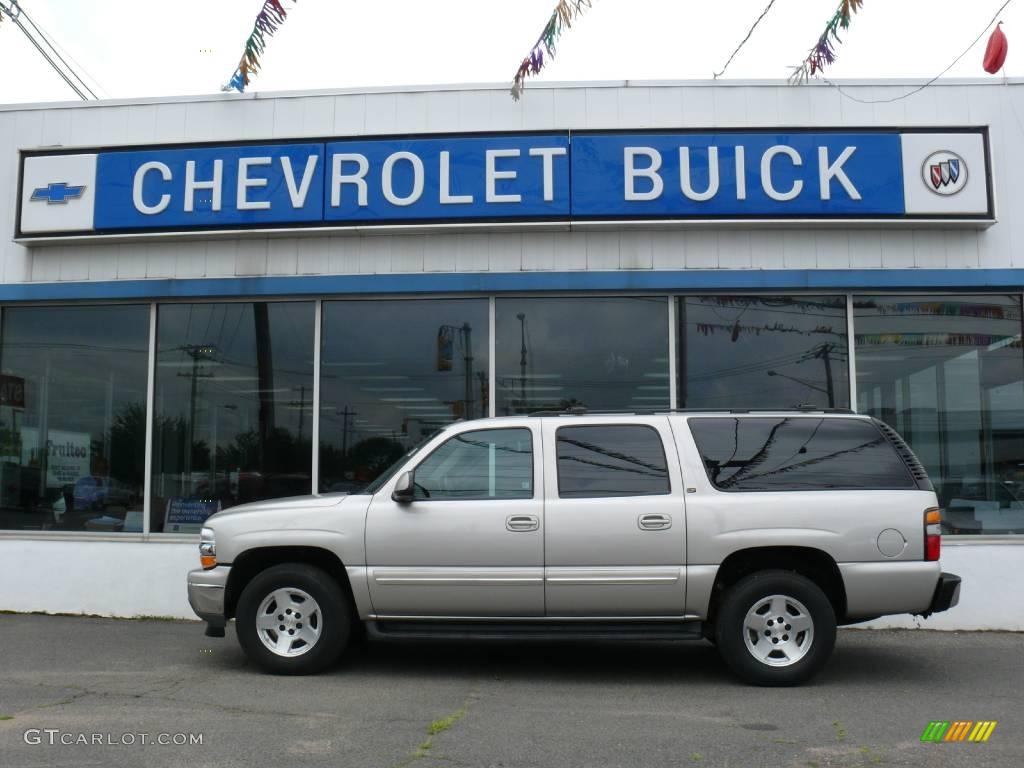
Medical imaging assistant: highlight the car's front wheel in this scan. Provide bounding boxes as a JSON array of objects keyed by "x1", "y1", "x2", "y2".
[
  {"x1": 715, "y1": 570, "x2": 836, "y2": 686},
  {"x1": 236, "y1": 563, "x2": 350, "y2": 674}
]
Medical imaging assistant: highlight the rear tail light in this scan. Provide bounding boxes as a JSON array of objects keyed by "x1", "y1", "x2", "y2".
[{"x1": 925, "y1": 507, "x2": 941, "y2": 561}]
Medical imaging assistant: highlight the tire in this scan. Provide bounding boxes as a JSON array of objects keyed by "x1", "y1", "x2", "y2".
[
  {"x1": 235, "y1": 563, "x2": 350, "y2": 675},
  {"x1": 714, "y1": 570, "x2": 836, "y2": 686}
]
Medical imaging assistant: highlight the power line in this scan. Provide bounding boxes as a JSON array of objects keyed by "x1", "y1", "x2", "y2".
[
  {"x1": 15, "y1": 0, "x2": 104, "y2": 99},
  {"x1": 713, "y1": 0, "x2": 780, "y2": 79},
  {"x1": 820, "y1": 0, "x2": 1016, "y2": 104},
  {"x1": 0, "y1": 0, "x2": 89, "y2": 100}
]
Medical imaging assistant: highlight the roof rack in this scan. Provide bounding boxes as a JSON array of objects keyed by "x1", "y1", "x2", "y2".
[{"x1": 527, "y1": 407, "x2": 857, "y2": 417}]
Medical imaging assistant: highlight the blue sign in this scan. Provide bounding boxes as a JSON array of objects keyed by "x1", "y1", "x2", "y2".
[
  {"x1": 571, "y1": 133, "x2": 904, "y2": 217},
  {"x1": 164, "y1": 497, "x2": 220, "y2": 533},
  {"x1": 95, "y1": 143, "x2": 325, "y2": 229},
  {"x1": 324, "y1": 134, "x2": 570, "y2": 222},
  {"x1": 18, "y1": 128, "x2": 994, "y2": 237}
]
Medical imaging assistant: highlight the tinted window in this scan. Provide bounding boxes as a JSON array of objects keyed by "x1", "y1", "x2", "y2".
[
  {"x1": 854, "y1": 294, "x2": 1024, "y2": 534},
  {"x1": 0, "y1": 305, "x2": 149, "y2": 532},
  {"x1": 495, "y1": 297, "x2": 669, "y2": 414},
  {"x1": 557, "y1": 425, "x2": 670, "y2": 498},
  {"x1": 679, "y1": 296, "x2": 849, "y2": 410},
  {"x1": 414, "y1": 428, "x2": 532, "y2": 500},
  {"x1": 319, "y1": 299, "x2": 489, "y2": 493},
  {"x1": 689, "y1": 417, "x2": 915, "y2": 491},
  {"x1": 152, "y1": 302, "x2": 315, "y2": 532}
]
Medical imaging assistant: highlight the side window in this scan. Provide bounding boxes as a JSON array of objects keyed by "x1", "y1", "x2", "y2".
[
  {"x1": 556, "y1": 425, "x2": 670, "y2": 498},
  {"x1": 688, "y1": 417, "x2": 916, "y2": 492},
  {"x1": 413, "y1": 428, "x2": 533, "y2": 500}
]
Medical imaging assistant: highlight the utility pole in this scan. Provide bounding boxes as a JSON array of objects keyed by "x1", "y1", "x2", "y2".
[
  {"x1": 338, "y1": 406, "x2": 356, "y2": 462},
  {"x1": 292, "y1": 385, "x2": 308, "y2": 445},
  {"x1": 176, "y1": 345, "x2": 216, "y2": 495},
  {"x1": 815, "y1": 343, "x2": 836, "y2": 408},
  {"x1": 517, "y1": 313, "x2": 527, "y2": 414},
  {"x1": 461, "y1": 323, "x2": 473, "y2": 418}
]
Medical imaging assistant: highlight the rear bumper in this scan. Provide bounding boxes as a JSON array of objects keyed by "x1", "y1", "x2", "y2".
[
  {"x1": 187, "y1": 565, "x2": 230, "y2": 628},
  {"x1": 921, "y1": 572, "x2": 961, "y2": 617}
]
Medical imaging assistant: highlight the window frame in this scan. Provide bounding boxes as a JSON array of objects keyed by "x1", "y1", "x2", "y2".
[
  {"x1": 408, "y1": 426, "x2": 536, "y2": 502},
  {"x1": 555, "y1": 423, "x2": 672, "y2": 500}
]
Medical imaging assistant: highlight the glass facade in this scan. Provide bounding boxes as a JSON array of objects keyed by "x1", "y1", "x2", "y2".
[
  {"x1": 495, "y1": 297, "x2": 669, "y2": 414},
  {"x1": 150, "y1": 302, "x2": 315, "y2": 532},
  {"x1": 1, "y1": 290, "x2": 1021, "y2": 536},
  {"x1": 319, "y1": 299, "x2": 490, "y2": 493},
  {"x1": 0, "y1": 305, "x2": 150, "y2": 531},
  {"x1": 679, "y1": 296, "x2": 849, "y2": 409},
  {"x1": 855, "y1": 295, "x2": 1024, "y2": 534}
]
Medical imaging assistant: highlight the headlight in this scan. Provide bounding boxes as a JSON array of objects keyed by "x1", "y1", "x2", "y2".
[{"x1": 199, "y1": 527, "x2": 217, "y2": 569}]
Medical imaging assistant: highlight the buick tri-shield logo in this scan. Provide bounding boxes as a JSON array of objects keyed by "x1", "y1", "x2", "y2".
[{"x1": 922, "y1": 151, "x2": 968, "y2": 196}]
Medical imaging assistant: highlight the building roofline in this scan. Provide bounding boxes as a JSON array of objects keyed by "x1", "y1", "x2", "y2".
[{"x1": 1, "y1": 76, "x2": 1023, "y2": 114}]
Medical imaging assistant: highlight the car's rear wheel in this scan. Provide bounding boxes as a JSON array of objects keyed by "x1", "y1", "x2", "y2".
[
  {"x1": 715, "y1": 570, "x2": 836, "y2": 686},
  {"x1": 236, "y1": 563, "x2": 349, "y2": 675}
]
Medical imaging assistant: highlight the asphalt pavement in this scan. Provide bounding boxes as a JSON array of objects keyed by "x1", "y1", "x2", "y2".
[{"x1": 0, "y1": 614, "x2": 1021, "y2": 768}]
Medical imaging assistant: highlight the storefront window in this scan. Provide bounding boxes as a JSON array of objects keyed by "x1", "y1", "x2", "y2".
[
  {"x1": 319, "y1": 299, "x2": 490, "y2": 493},
  {"x1": 0, "y1": 305, "x2": 149, "y2": 532},
  {"x1": 679, "y1": 296, "x2": 850, "y2": 409},
  {"x1": 855, "y1": 295, "x2": 1024, "y2": 534},
  {"x1": 495, "y1": 297, "x2": 669, "y2": 414},
  {"x1": 151, "y1": 302, "x2": 314, "y2": 532}
]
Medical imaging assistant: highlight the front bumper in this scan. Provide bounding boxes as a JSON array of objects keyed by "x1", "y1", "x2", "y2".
[
  {"x1": 187, "y1": 565, "x2": 230, "y2": 630},
  {"x1": 921, "y1": 572, "x2": 961, "y2": 617}
]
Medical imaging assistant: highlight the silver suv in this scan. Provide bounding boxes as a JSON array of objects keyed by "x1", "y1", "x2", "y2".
[{"x1": 187, "y1": 410, "x2": 960, "y2": 686}]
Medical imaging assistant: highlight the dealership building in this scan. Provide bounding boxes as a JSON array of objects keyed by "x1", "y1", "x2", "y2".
[{"x1": 0, "y1": 78, "x2": 1021, "y2": 629}]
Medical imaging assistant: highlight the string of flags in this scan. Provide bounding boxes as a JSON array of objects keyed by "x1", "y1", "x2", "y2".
[
  {"x1": 861, "y1": 301, "x2": 1020, "y2": 320},
  {"x1": 694, "y1": 322, "x2": 841, "y2": 339},
  {"x1": 222, "y1": 0, "x2": 297, "y2": 93},
  {"x1": 511, "y1": 0, "x2": 592, "y2": 100},
  {"x1": 857, "y1": 333, "x2": 1022, "y2": 348},
  {"x1": 790, "y1": 0, "x2": 863, "y2": 83}
]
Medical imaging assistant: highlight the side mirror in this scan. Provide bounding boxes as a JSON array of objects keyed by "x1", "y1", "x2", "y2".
[{"x1": 391, "y1": 471, "x2": 415, "y2": 503}]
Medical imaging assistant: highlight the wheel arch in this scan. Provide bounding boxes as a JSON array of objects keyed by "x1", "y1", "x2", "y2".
[
  {"x1": 705, "y1": 546, "x2": 847, "y2": 626},
  {"x1": 225, "y1": 546, "x2": 356, "y2": 619}
]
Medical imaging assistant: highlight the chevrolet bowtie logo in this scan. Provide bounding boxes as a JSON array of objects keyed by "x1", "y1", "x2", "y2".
[{"x1": 31, "y1": 182, "x2": 86, "y2": 204}]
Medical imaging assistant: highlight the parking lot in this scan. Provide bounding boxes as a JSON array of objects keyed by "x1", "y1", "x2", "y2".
[{"x1": 0, "y1": 614, "x2": 1021, "y2": 768}]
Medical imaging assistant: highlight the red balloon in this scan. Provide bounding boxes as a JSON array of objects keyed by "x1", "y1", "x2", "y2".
[{"x1": 984, "y1": 23, "x2": 1008, "y2": 74}]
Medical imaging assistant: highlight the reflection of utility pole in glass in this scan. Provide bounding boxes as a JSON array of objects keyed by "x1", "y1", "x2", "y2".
[
  {"x1": 176, "y1": 345, "x2": 216, "y2": 495},
  {"x1": 437, "y1": 323, "x2": 475, "y2": 418},
  {"x1": 337, "y1": 405, "x2": 357, "y2": 460},
  {"x1": 291, "y1": 385, "x2": 308, "y2": 445},
  {"x1": 768, "y1": 343, "x2": 837, "y2": 407},
  {"x1": 517, "y1": 313, "x2": 527, "y2": 414}
]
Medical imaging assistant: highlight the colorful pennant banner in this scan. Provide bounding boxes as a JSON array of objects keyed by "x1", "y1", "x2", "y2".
[
  {"x1": 790, "y1": 0, "x2": 863, "y2": 83},
  {"x1": 860, "y1": 301, "x2": 1020, "y2": 320},
  {"x1": 511, "y1": 0, "x2": 593, "y2": 100},
  {"x1": 222, "y1": 0, "x2": 297, "y2": 93},
  {"x1": 856, "y1": 333, "x2": 1022, "y2": 347},
  {"x1": 694, "y1": 322, "x2": 841, "y2": 338}
]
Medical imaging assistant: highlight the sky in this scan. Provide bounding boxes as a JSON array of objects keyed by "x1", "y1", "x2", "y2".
[{"x1": 0, "y1": 0, "x2": 1020, "y2": 105}]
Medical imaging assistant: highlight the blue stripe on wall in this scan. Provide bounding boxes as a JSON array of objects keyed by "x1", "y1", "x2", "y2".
[{"x1": 1, "y1": 269, "x2": 1023, "y2": 302}]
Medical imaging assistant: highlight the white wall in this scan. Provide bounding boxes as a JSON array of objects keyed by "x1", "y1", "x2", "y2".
[
  {"x1": 1, "y1": 79, "x2": 1023, "y2": 284},
  {"x1": 0, "y1": 537, "x2": 1018, "y2": 629}
]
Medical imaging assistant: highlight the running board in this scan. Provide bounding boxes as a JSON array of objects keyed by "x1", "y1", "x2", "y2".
[{"x1": 366, "y1": 619, "x2": 704, "y2": 643}]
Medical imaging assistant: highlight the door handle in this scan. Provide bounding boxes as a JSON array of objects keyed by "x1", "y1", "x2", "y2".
[
  {"x1": 506, "y1": 514, "x2": 540, "y2": 532},
  {"x1": 638, "y1": 513, "x2": 672, "y2": 531}
]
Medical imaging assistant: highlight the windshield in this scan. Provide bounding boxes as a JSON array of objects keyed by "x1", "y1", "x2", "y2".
[{"x1": 358, "y1": 430, "x2": 441, "y2": 495}]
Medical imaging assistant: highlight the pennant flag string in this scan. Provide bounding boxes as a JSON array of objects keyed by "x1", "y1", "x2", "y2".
[
  {"x1": 222, "y1": 0, "x2": 297, "y2": 93},
  {"x1": 510, "y1": 0, "x2": 593, "y2": 100},
  {"x1": 790, "y1": 0, "x2": 863, "y2": 84}
]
